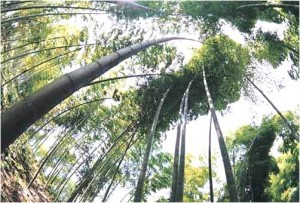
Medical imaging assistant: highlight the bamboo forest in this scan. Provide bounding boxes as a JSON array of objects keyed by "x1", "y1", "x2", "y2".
[{"x1": 1, "y1": 0, "x2": 299, "y2": 202}]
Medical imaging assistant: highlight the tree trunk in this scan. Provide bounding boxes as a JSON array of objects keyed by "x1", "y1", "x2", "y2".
[
  {"x1": 1, "y1": 37, "x2": 191, "y2": 153},
  {"x1": 208, "y1": 114, "x2": 214, "y2": 202},
  {"x1": 170, "y1": 93, "x2": 185, "y2": 202},
  {"x1": 176, "y1": 80, "x2": 193, "y2": 202},
  {"x1": 133, "y1": 88, "x2": 171, "y2": 202},
  {"x1": 203, "y1": 69, "x2": 238, "y2": 202},
  {"x1": 245, "y1": 75, "x2": 299, "y2": 141}
]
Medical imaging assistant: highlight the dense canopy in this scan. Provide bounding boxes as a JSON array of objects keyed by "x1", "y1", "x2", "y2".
[{"x1": 1, "y1": 0, "x2": 299, "y2": 202}]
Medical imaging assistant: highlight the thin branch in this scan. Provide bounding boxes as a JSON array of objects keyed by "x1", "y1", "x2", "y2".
[
  {"x1": 245, "y1": 75, "x2": 299, "y2": 141},
  {"x1": 1, "y1": 5, "x2": 107, "y2": 13},
  {"x1": 85, "y1": 73, "x2": 163, "y2": 87},
  {"x1": 2, "y1": 48, "x2": 80, "y2": 86},
  {"x1": 1, "y1": 12, "x2": 107, "y2": 25},
  {"x1": 2, "y1": 43, "x2": 99, "y2": 64},
  {"x1": 236, "y1": 3, "x2": 300, "y2": 11}
]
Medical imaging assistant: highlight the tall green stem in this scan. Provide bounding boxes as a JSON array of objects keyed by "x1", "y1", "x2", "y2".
[
  {"x1": 133, "y1": 87, "x2": 171, "y2": 202},
  {"x1": 203, "y1": 69, "x2": 238, "y2": 202}
]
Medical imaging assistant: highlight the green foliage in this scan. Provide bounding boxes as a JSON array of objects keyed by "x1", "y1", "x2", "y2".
[
  {"x1": 132, "y1": 35, "x2": 250, "y2": 138},
  {"x1": 123, "y1": 140, "x2": 173, "y2": 201},
  {"x1": 252, "y1": 30, "x2": 288, "y2": 68},
  {"x1": 183, "y1": 154, "x2": 210, "y2": 202},
  {"x1": 135, "y1": 45, "x2": 177, "y2": 73},
  {"x1": 227, "y1": 112, "x2": 299, "y2": 201},
  {"x1": 266, "y1": 145, "x2": 299, "y2": 202},
  {"x1": 188, "y1": 35, "x2": 250, "y2": 109},
  {"x1": 145, "y1": 152, "x2": 173, "y2": 194},
  {"x1": 179, "y1": 1, "x2": 284, "y2": 34},
  {"x1": 2, "y1": 0, "x2": 299, "y2": 202}
]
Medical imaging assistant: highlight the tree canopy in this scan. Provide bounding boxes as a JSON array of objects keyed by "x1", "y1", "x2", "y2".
[{"x1": 1, "y1": 0, "x2": 299, "y2": 202}]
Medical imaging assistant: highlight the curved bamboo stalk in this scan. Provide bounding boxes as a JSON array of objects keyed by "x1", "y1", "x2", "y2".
[
  {"x1": 245, "y1": 75, "x2": 299, "y2": 141},
  {"x1": 1, "y1": 43, "x2": 98, "y2": 64},
  {"x1": 1, "y1": 12, "x2": 107, "y2": 25},
  {"x1": 80, "y1": 157, "x2": 118, "y2": 202},
  {"x1": 102, "y1": 134, "x2": 134, "y2": 201},
  {"x1": 42, "y1": 125, "x2": 95, "y2": 175},
  {"x1": 236, "y1": 3, "x2": 300, "y2": 11},
  {"x1": 121, "y1": 188, "x2": 135, "y2": 203},
  {"x1": 46, "y1": 121, "x2": 110, "y2": 184},
  {"x1": 2, "y1": 48, "x2": 80, "y2": 86},
  {"x1": 57, "y1": 121, "x2": 137, "y2": 201},
  {"x1": 105, "y1": 173, "x2": 127, "y2": 201},
  {"x1": 82, "y1": 131, "x2": 141, "y2": 202},
  {"x1": 2, "y1": 36, "x2": 193, "y2": 152},
  {"x1": 27, "y1": 117, "x2": 87, "y2": 188},
  {"x1": 85, "y1": 73, "x2": 162, "y2": 87},
  {"x1": 32, "y1": 128, "x2": 57, "y2": 154},
  {"x1": 104, "y1": 0, "x2": 178, "y2": 17},
  {"x1": 31, "y1": 127, "x2": 53, "y2": 148},
  {"x1": 81, "y1": 130, "x2": 137, "y2": 202},
  {"x1": 47, "y1": 162, "x2": 66, "y2": 185},
  {"x1": 1, "y1": 1, "x2": 33, "y2": 8},
  {"x1": 170, "y1": 91, "x2": 185, "y2": 202},
  {"x1": 1, "y1": 36, "x2": 68, "y2": 54},
  {"x1": 203, "y1": 69, "x2": 238, "y2": 202},
  {"x1": 26, "y1": 98, "x2": 111, "y2": 142},
  {"x1": 176, "y1": 80, "x2": 193, "y2": 201},
  {"x1": 1, "y1": 5, "x2": 107, "y2": 13},
  {"x1": 1, "y1": 35, "x2": 70, "y2": 44},
  {"x1": 46, "y1": 125, "x2": 107, "y2": 186},
  {"x1": 133, "y1": 87, "x2": 171, "y2": 202},
  {"x1": 52, "y1": 133, "x2": 111, "y2": 193},
  {"x1": 45, "y1": 150, "x2": 68, "y2": 183},
  {"x1": 208, "y1": 114, "x2": 214, "y2": 202}
]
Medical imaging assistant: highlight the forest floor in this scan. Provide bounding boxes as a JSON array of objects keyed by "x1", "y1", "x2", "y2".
[{"x1": 1, "y1": 143, "x2": 54, "y2": 202}]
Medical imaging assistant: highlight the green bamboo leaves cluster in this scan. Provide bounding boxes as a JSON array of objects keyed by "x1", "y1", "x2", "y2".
[
  {"x1": 226, "y1": 113, "x2": 299, "y2": 202},
  {"x1": 187, "y1": 35, "x2": 250, "y2": 110},
  {"x1": 134, "y1": 35, "x2": 250, "y2": 136}
]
